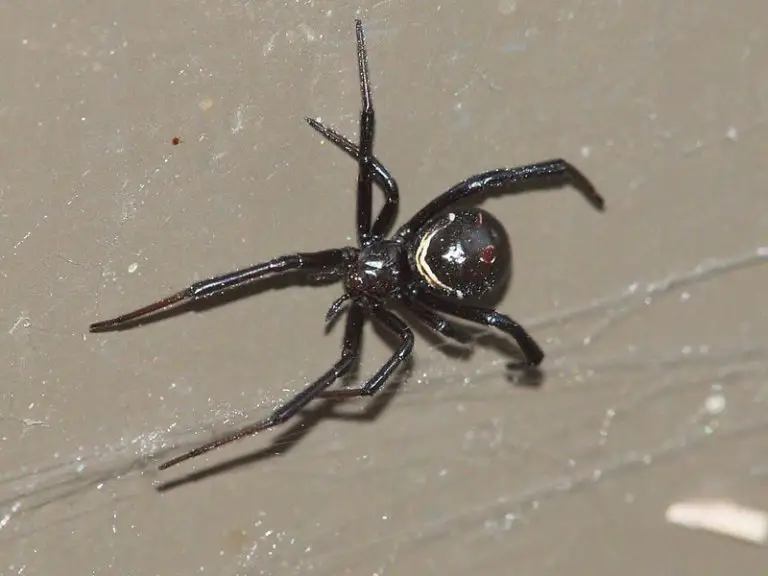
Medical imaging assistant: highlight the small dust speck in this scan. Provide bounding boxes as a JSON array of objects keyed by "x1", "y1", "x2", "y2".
[
  {"x1": 128, "y1": 262, "x2": 138, "y2": 274},
  {"x1": 580, "y1": 145, "x2": 592, "y2": 158},
  {"x1": 297, "y1": 23, "x2": 317, "y2": 42},
  {"x1": 725, "y1": 125, "x2": 738, "y2": 141},
  {"x1": 498, "y1": 0, "x2": 517, "y2": 14},
  {"x1": 705, "y1": 394, "x2": 726, "y2": 415},
  {"x1": 199, "y1": 98, "x2": 214, "y2": 111}
]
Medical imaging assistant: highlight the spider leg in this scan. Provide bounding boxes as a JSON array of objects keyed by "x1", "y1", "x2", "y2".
[
  {"x1": 89, "y1": 248, "x2": 353, "y2": 332},
  {"x1": 159, "y1": 304, "x2": 365, "y2": 470},
  {"x1": 305, "y1": 117, "x2": 399, "y2": 239},
  {"x1": 416, "y1": 293, "x2": 544, "y2": 367},
  {"x1": 320, "y1": 304, "x2": 414, "y2": 398},
  {"x1": 395, "y1": 159, "x2": 605, "y2": 241},
  {"x1": 404, "y1": 298, "x2": 472, "y2": 345},
  {"x1": 354, "y1": 19, "x2": 376, "y2": 246}
]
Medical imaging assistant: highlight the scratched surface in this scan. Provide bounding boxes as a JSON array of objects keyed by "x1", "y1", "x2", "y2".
[{"x1": 1, "y1": 1, "x2": 767, "y2": 575}]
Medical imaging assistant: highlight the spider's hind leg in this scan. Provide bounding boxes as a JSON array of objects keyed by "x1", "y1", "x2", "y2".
[
  {"x1": 396, "y1": 160, "x2": 604, "y2": 241},
  {"x1": 416, "y1": 293, "x2": 544, "y2": 368},
  {"x1": 404, "y1": 298, "x2": 473, "y2": 346}
]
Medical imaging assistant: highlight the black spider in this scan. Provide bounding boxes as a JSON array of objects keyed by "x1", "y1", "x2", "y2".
[{"x1": 90, "y1": 20, "x2": 605, "y2": 470}]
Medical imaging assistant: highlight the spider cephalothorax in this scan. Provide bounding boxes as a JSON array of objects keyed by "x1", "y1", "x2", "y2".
[
  {"x1": 90, "y1": 20, "x2": 605, "y2": 471},
  {"x1": 344, "y1": 241, "x2": 407, "y2": 299}
]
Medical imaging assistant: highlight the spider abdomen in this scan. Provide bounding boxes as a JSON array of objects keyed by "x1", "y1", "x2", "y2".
[{"x1": 409, "y1": 208, "x2": 511, "y2": 305}]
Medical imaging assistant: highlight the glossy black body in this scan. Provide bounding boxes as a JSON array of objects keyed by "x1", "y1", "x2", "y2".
[
  {"x1": 89, "y1": 20, "x2": 605, "y2": 471},
  {"x1": 345, "y1": 240, "x2": 407, "y2": 299},
  {"x1": 408, "y1": 208, "x2": 512, "y2": 306}
]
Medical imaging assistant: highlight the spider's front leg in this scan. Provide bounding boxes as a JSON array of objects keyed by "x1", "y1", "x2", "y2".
[
  {"x1": 159, "y1": 304, "x2": 366, "y2": 470},
  {"x1": 305, "y1": 117, "x2": 399, "y2": 239},
  {"x1": 353, "y1": 19, "x2": 377, "y2": 246},
  {"x1": 90, "y1": 248, "x2": 352, "y2": 332}
]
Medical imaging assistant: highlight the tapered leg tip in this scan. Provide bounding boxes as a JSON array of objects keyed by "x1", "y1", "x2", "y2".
[
  {"x1": 89, "y1": 321, "x2": 113, "y2": 333},
  {"x1": 591, "y1": 194, "x2": 606, "y2": 212}
]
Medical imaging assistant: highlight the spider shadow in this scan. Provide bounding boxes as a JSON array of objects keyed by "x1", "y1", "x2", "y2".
[
  {"x1": 154, "y1": 299, "x2": 542, "y2": 491},
  {"x1": 116, "y1": 265, "x2": 540, "y2": 491},
  {"x1": 155, "y1": 320, "x2": 412, "y2": 492}
]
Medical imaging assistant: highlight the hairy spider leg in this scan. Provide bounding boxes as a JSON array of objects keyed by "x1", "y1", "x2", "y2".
[
  {"x1": 416, "y1": 291, "x2": 545, "y2": 367},
  {"x1": 305, "y1": 117, "x2": 399, "y2": 239},
  {"x1": 353, "y1": 19, "x2": 376, "y2": 247},
  {"x1": 319, "y1": 304, "x2": 414, "y2": 399},
  {"x1": 395, "y1": 160, "x2": 605, "y2": 241},
  {"x1": 159, "y1": 304, "x2": 365, "y2": 470},
  {"x1": 89, "y1": 249, "x2": 352, "y2": 332}
]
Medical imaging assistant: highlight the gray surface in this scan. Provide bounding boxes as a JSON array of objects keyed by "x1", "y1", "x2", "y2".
[{"x1": 2, "y1": 1, "x2": 768, "y2": 575}]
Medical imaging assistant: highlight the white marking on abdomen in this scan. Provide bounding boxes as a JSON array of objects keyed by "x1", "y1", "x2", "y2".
[{"x1": 415, "y1": 227, "x2": 453, "y2": 293}]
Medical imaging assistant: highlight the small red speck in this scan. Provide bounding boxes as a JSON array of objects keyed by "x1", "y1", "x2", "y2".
[
  {"x1": 171, "y1": 137, "x2": 182, "y2": 145},
  {"x1": 480, "y1": 245, "x2": 496, "y2": 265}
]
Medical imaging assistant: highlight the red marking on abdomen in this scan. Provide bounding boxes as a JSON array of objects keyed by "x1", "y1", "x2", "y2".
[{"x1": 480, "y1": 245, "x2": 496, "y2": 264}]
